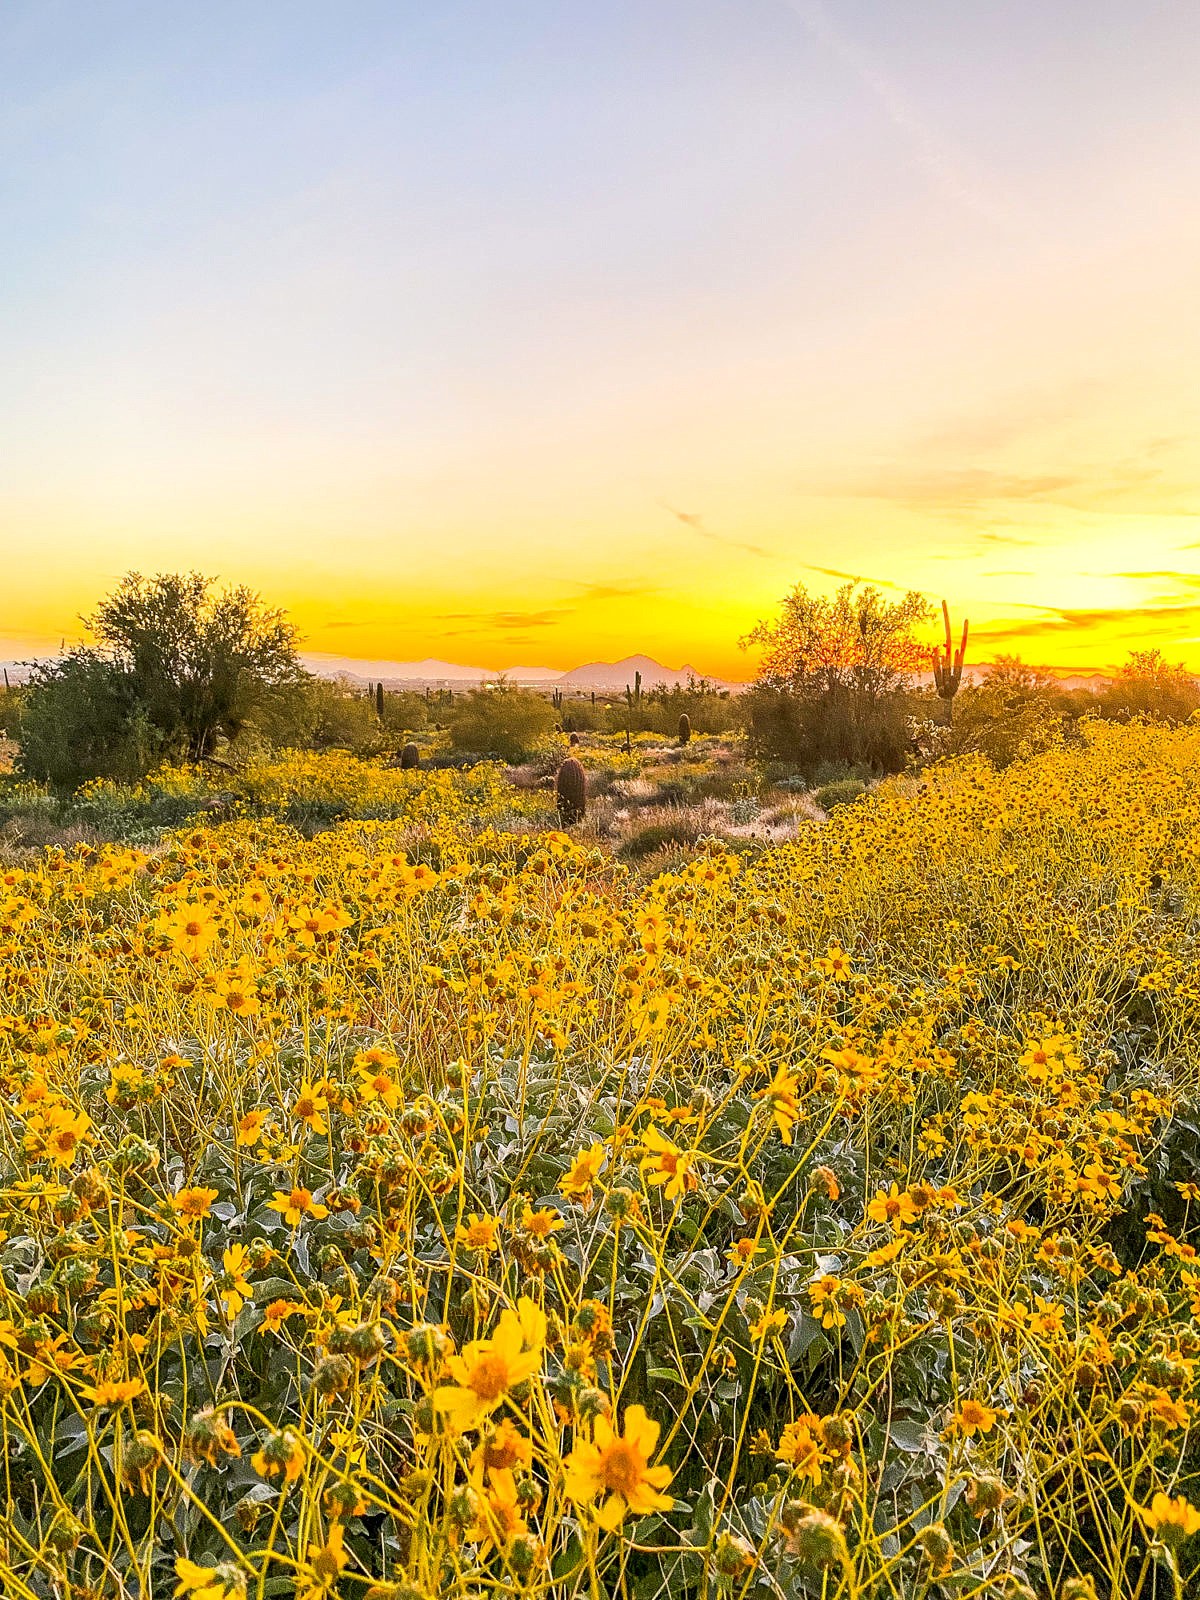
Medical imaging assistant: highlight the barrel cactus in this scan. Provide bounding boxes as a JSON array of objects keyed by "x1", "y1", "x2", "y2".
[
  {"x1": 399, "y1": 742, "x2": 420, "y2": 770},
  {"x1": 555, "y1": 756, "x2": 587, "y2": 825},
  {"x1": 678, "y1": 712, "x2": 691, "y2": 745}
]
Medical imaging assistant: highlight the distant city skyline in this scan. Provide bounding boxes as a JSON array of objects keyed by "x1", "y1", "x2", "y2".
[{"x1": 2, "y1": 2, "x2": 1199, "y2": 674}]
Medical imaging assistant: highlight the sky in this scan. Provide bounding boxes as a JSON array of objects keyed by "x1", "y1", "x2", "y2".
[{"x1": 2, "y1": 0, "x2": 1199, "y2": 678}]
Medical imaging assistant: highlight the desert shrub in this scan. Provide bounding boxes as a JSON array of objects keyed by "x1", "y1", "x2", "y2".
[
  {"x1": 0, "y1": 683, "x2": 24, "y2": 736},
  {"x1": 619, "y1": 810, "x2": 704, "y2": 859},
  {"x1": 15, "y1": 650, "x2": 166, "y2": 790},
  {"x1": 377, "y1": 688, "x2": 430, "y2": 735},
  {"x1": 1100, "y1": 648, "x2": 1200, "y2": 722},
  {"x1": 447, "y1": 685, "x2": 557, "y2": 763},
  {"x1": 602, "y1": 682, "x2": 736, "y2": 738},
  {"x1": 87, "y1": 570, "x2": 304, "y2": 758},
  {"x1": 741, "y1": 581, "x2": 929, "y2": 776},
  {"x1": 814, "y1": 776, "x2": 867, "y2": 810},
  {"x1": 743, "y1": 681, "x2": 913, "y2": 774},
  {"x1": 560, "y1": 698, "x2": 605, "y2": 733},
  {"x1": 924, "y1": 681, "x2": 1064, "y2": 767},
  {"x1": 17, "y1": 573, "x2": 305, "y2": 785}
]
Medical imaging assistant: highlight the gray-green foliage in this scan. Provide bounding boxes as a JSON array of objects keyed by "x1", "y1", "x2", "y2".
[
  {"x1": 447, "y1": 686, "x2": 557, "y2": 763},
  {"x1": 17, "y1": 572, "x2": 304, "y2": 787}
]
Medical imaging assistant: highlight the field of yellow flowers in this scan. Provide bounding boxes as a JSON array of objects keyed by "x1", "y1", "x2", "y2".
[{"x1": 4, "y1": 720, "x2": 1200, "y2": 1599}]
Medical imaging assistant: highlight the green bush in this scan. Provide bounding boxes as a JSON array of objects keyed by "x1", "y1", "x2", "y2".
[
  {"x1": 16, "y1": 651, "x2": 166, "y2": 791},
  {"x1": 619, "y1": 812, "x2": 704, "y2": 860},
  {"x1": 743, "y1": 684, "x2": 913, "y2": 777},
  {"x1": 814, "y1": 777, "x2": 867, "y2": 811},
  {"x1": 447, "y1": 687, "x2": 557, "y2": 764},
  {"x1": 378, "y1": 689, "x2": 430, "y2": 736}
]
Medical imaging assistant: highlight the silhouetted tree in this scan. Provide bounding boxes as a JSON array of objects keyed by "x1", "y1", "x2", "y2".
[
  {"x1": 85, "y1": 572, "x2": 303, "y2": 760},
  {"x1": 740, "y1": 582, "x2": 930, "y2": 774},
  {"x1": 1101, "y1": 650, "x2": 1199, "y2": 723}
]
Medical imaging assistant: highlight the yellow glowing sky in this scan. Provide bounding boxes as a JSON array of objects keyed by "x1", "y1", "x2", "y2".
[{"x1": 2, "y1": 3, "x2": 1198, "y2": 679}]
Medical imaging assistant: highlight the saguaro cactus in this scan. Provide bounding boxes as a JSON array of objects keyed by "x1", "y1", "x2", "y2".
[
  {"x1": 555, "y1": 756, "x2": 587, "y2": 825},
  {"x1": 375, "y1": 682, "x2": 385, "y2": 720},
  {"x1": 932, "y1": 600, "x2": 969, "y2": 725},
  {"x1": 678, "y1": 711, "x2": 691, "y2": 745}
]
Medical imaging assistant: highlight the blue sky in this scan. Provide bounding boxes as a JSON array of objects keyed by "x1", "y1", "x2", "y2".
[{"x1": 3, "y1": 2, "x2": 1199, "y2": 672}]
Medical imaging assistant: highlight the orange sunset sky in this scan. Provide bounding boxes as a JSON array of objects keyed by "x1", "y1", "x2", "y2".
[{"x1": 2, "y1": 2, "x2": 1198, "y2": 679}]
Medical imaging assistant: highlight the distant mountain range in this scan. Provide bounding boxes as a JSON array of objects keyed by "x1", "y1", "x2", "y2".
[
  {"x1": 0, "y1": 654, "x2": 1128, "y2": 695},
  {"x1": 302, "y1": 652, "x2": 742, "y2": 690}
]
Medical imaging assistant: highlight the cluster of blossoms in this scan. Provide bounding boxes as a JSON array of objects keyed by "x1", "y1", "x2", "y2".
[{"x1": 0, "y1": 726, "x2": 1199, "y2": 1595}]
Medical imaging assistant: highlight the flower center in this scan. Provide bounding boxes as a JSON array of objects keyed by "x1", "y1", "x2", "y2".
[
  {"x1": 469, "y1": 1352, "x2": 512, "y2": 1402},
  {"x1": 600, "y1": 1439, "x2": 644, "y2": 1498}
]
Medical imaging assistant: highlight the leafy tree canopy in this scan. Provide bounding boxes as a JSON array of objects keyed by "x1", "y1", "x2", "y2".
[{"x1": 741, "y1": 582, "x2": 930, "y2": 700}]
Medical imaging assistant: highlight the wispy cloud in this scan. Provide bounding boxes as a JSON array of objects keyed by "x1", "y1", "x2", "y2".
[
  {"x1": 976, "y1": 531, "x2": 1039, "y2": 547},
  {"x1": 438, "y1": 607, "x2": 576, "y2": 634},
  {"x1": 780, "y1": 0, "x2": 1010, "y2": 226},
  {"x1": 977, "y1": 600, "x2": 1200, "y2": 643},
  {"x1": 812, "y1": 459, "x2": 1194, "y2": 518},
  {"x1": 571, "y1": 580, "x2": 661, "y2": 603},
  {"x1": 660, "y1": 503, "x2": 773, "y2": 560},
  {"x1": 914, "y1": 383, "x2": 1106, "y2": 456},
  {"x1": 800, "y1": 563, "x2": 908, "y2": 591},
  {"x1": 833, "y1": 466, "x2": 1082, "y2": 511},
  {"x1": 1113, "y1": 570, "x2": 1200, "y2": 587}
]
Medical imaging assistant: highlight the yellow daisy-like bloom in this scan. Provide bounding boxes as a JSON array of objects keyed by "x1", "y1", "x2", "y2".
[
  {"x1": 252, "y1": 1427, "x2": 306, "y2": 1482},
  {"x1": 83, "y1": 1376, "x2": 146, "y2": 1408},
  {"x1": 218, "y1": 1244, "x2": 252, "y2": 1319},
  {"x1": 748, "y1": 1306, "x2": 788, "y2": 1341},
  {"x1": 235, "y1": 1110, "x2": 267, "y2": 1147},
  {"x1": 1150, "y1": 1391, "x2": 1190, "y2": 1429},
  {"x1": 355, "y1": 1048, "x2": 403, "y2": 1108},
  {"x1": 471, "y1": 1417, "x2": 534, "y2": 1478},
  {"x1": 291, "y1": 1081, "x2": 330, "y2": 1134},
  {"x1": 174, "y1": 1558, "x2": 247, "y2": 1600},
  {"x1": 866, "y1": 1183, "x2": 918, "y2": 1231},
  {"x1": 159, "y1": 902, "x2": 220, "y2": 964},
  {"x1": 639, "y1": 1126, "x2": 699, "y2": 1200},
  {"x1": 1143, "y1": 1491, "x2": 1200, "y2": 1546},
  {"x1": 756, "y1": 1065, "x2": 801, "y2": 1145},
  {"x1": 262, "y1": 1298, "x2": 305, "y2": 1334},
  {"x1": 776, "y1": 1415, "x2": 828, "y2": 1484},
  {"x1": 173, "y1": 1186, "x2": 220, "y2": 1220},
  {"x1": 214, "y1": 967, "x2": 260, "y2": 1016},
  {"x1": 951, "y1": 1398, "x2": 997, "y2": 1437},
  {"x1": 560, "y1": 1142, "x2": 606, "y2": 1201},
  {"x1": 564, "y1": 1404, "x2": 675, "y2": 1530},
  {"x1": 808, "y1": 1274, "x2": 847, "y2": 1330},
  {"x1": 42, "y1": 1106, "x2": 92, "y2": 1168},
  {"x1": 521, "y1": 1204, "x2": 563, "y2": 1238},
  {"x1": 267, "y1": 1186, "x2": 329, "y2": 1227},
  {"x1": 433, "y1": 1297, "x2": 546, "y2": 1430},
  {"x1": 455, "y1": 1212, "x2": 500, "y2": 1253},
  {"x1": 301, "y1": 1521, "x2": 347, "y2": 1598}
]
